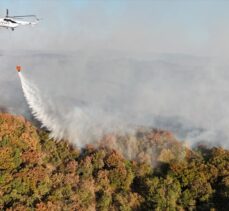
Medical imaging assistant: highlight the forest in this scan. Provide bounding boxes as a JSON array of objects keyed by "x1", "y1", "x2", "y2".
[{"x1": 0, "y1": 113, "x2": 228, "y2": 210}]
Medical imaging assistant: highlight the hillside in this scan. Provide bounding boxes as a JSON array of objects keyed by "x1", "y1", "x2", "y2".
[{"x1": 0, "y1": 113, "x2": 228, "y2": 210}]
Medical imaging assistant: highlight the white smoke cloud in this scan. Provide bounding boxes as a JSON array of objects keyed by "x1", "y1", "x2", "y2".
[
  {"x1": 1, "y1": 1, "x2": 229, "y2": 149},
  {"x1": 11, "y1": 50, "x2": 229, "y2": 149}
]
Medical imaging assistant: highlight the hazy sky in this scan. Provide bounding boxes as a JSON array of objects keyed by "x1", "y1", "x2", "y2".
[
  {"x1": 1, "y1": 1, "x2": 229, "y2": 148},
  {"x1": 0, "y1": 0, "x2": 229, "y2": 58}
]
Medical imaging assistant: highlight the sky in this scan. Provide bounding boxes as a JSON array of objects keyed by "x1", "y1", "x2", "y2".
[{"x1": 0, "y1": 0, "x2": 229, "y2": 58}]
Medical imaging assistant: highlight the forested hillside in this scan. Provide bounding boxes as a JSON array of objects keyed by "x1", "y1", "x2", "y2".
[{"x1": 0, "y1": 113, "x2": 228, "y2": 210}]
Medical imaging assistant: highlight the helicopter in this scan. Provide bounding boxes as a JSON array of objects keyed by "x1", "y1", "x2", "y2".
[{"x1": 0, "y1": 9, "x2": 39, "y2": 31}]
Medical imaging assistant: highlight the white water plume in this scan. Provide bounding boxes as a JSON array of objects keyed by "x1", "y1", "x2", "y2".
[
  {"x1": 18, "y1": 72, "x2": 129, "y2": 147},
  {"x1": 19, "y1": 72, "x2": 67, "y2": 140}
]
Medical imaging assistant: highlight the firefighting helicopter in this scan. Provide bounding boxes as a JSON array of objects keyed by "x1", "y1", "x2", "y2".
[{"x1": 0, "y1": 9, "x2": 39, "y2": 31}]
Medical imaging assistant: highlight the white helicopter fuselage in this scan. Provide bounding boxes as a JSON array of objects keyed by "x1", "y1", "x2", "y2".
[
  {"x1": 0, "y1": 17, "x2": 38, "y2": 30},
  {"x1": 0, "y1": 18, "x2": 19, "y2": 29}
]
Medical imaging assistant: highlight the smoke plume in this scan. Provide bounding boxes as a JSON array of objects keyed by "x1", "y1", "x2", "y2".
[
  {"x1": 16, "y1": 52, "x2": 229, "y2": 151},
  {"x1": 1, "y1": 1, "x2": 229, "y2": 149}
]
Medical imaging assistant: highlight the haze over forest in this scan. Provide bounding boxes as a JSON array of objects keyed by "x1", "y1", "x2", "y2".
[{"x1": 1, "y1": 0, "x2": 229, "y2": 147}]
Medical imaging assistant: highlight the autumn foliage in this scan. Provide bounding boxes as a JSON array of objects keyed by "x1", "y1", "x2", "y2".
[{"x1": 0, "y1": 113, "x2": 228, "y2": 210}]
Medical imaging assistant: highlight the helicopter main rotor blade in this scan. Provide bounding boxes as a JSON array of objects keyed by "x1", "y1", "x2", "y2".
[
  {"x1": 10, "y1": 15, "x2": 37, "y2": 18},
  {"x1": 11, "y1": 15, "x2": 39, "y2": 21}
]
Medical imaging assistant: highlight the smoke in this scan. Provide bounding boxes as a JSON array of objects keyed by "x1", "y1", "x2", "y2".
[
  {"x1": 14, "y1": 52, "x2": 229, "y2": 150},
  {"x1": 0, "y1": 48, "x2": 228, "y2": 150},
  {"x1": 1, "y1": 1, "x2": 229, "y2": 149}
]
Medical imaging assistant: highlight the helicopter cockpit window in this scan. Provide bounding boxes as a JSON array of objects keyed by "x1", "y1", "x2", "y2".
[{"x1": 4, "y1": 18, "x2": 16, "y2": 23}]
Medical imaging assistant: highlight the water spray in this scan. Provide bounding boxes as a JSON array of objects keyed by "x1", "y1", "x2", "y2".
[
  {"x1": 17, "y1": 66, "x2": 108, "y2": 147},
  {"x1": 18, "y1": 66, "x2": 65, "y2": 140}
]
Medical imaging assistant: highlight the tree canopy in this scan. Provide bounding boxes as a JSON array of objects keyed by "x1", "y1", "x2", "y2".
[{"x1": 0, "y1": 113, "x2": 228, "y2": 210}]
